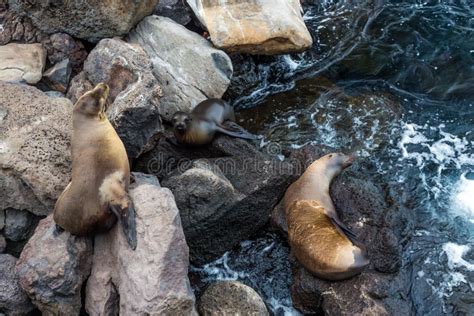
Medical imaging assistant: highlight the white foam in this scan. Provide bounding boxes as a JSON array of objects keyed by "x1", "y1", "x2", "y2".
[
  {"x1": 453, "y1": 174, "x2": 474, "y2": 219},
  {"x1": 442, "y1": 242, "x2": 474, "y2": 271}
]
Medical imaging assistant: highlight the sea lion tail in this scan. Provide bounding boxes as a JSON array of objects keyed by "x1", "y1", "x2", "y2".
[
  {"x1": 110, "y1": 201, "x2": 138, "y2": 250},
  {"x1": 217, "y1": 122, "x2": 262, "y2": 140}
]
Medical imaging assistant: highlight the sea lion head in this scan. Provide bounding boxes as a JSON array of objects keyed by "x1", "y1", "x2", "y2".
[
  {"x1": 322, "y1": 152, "x2": 355, "y2": 178},
  {"x1": 74, "y1": 82, "x2": 110, "y2": 119},
  {"x1": 172, "y1": 111, "x2": 192, "y2": 135}
]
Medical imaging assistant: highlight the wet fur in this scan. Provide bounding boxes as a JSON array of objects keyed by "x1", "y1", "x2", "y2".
[{"x1": 283, "y1": 153, "x2": 369, "y2": 280}]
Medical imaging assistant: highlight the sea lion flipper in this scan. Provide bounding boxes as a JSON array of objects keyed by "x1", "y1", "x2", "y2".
[
  {"x1": 109, "y1": 199, "x2": 137, "y2": 250},
  {"x1": 216, "y1": 122, "x2": 261, "y2": 140},
  {"x1": 329, "y1": 216, "x2": 360, "y2": 245}
]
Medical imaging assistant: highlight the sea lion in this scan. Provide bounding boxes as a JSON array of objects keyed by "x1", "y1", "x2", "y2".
[
  {"x1": 53, "y1": 83, "x2": 137, "y2": 249},
  {"x1": 283, "y1": 153, "x2": 369, "y2": 280},
  {"x1": 172, "y1": 99, "x2": 259, "y2": 146}
]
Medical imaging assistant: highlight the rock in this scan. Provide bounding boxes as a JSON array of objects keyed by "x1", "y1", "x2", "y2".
[
  {"x1": 9, "y1": 0, "x2": 159, "y2": 42},
  {"x1": 43, "y1": 59, "x2": 72, "y2": 93},
  {"x1": 0, "y1": 209, "x2": 4, "y2": 230},
  {"x1": 199, "y1": 281, "x2": 269, "y2": 316},
  {"x1": 271, "y1": 144, "x2": 412, "y2": 314},
  {"x1": 67, "y1": 38, "x2": 162, "y2": 159},
  {"x1": 186, "y1": 0, "x2": 313, "y2": 54},
  {"x1": 154, "y1": 0, "x2": 192, "y2": 25},
  {"x1": 0, "y1": 82, "x2": 72, "y2": 216},
  {"x1": 85, "y1": 173, "x2": 197, "y2": 315},
  {"x1": 128, "y1": 16, "x2": 233, "y2": 121},
  {"x1": 15, "y1": 215, "x2": 93, "y2": 315},
  {"x1": 42, "y1": 33, "x2": 88, "y2": 74},
  {"x1": 0, "y1": 43, "x2": 46, "y2": 84},
  {"x1": 0, "y1": 254, "x2": 35, "y2": 315},
  {"x1": 4, "y1": 209, "x2": 39, "y2": 242},
  {"x1": 0, "y1": 1, "x2": 47, "y2": 45},
  {"x1": 0, "y1": 235, "x2": 5, "y2": 253},
  {"x1": 138, "y1": 134, "x2": 296, "y2": 264}
]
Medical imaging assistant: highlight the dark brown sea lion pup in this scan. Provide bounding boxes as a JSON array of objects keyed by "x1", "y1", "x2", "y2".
[
  {"x1": 284, "y1": 153, "x2": 369, "y2": 280},
  {"x1": 53, "y1": 83, "x2": 137, "y2": 249},
  {"x1": 172, "y1": 99, "x2": 260, "y2": 146}
]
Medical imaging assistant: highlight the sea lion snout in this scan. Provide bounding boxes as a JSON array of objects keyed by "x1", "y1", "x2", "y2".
[
  {"x1": 175, "y1": 122, "x2": 187, "y2": 133},
  {"x1": 91, "y1": 82, "x2": 110, "y2": 99},
  {"x1": 341, "y1": 154, "x2": 356, "y2": 169}
]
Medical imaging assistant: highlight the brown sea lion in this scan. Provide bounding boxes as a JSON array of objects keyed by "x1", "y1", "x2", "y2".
[
  {"x1": 53, "y1": 83, "x2": 137, "y2": 249},
  {"x1": 172, "y1": 99, "x2": 259, "y2": 146},
  {"x1": 284, "y1": 153, "x2": 369, "y2": 280}
]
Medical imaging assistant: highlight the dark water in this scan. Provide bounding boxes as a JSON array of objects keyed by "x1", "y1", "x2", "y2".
[{"x1": 195, "y1": 1, "x2": 474, "y2": 314}]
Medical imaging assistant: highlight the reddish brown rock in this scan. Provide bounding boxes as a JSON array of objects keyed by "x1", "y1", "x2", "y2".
[{"x1": 86, "y1": 173, "x2": 197, "y2": 315}]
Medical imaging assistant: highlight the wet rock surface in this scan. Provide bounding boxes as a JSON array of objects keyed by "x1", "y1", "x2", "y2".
[
  {"x1": 67, "y1": 38, "x2": 162, "y2": 160},
  {"x1": 9, "y1": 0, "x2": 158, "y2": 42},
  {"x1": 128, "y1": 16, "x2": 233, "y2": 121},
  {"x1": 86, "y1": 173, "x2": 197, "y2": 315},
  {"x1": 186, "y1": 0, "x2": 312, "y2": 54},
  {"x1": 0, "y1": 43, "x2": 46, "y2": 84},
  {"x1": 137, "y1": 134, "x2": 296, "y2": 264},
  {"x1": 0, "y1": 82, "x2": 71, "y2": 216},
  {"x1": 15, "y1": 215, "x2": 92, "y2": 315},
  {"x1": 198, "y1": 281, "x2": 269, "y2": 316},
  {"x1": 0, "y1": 254, "x2": 35, "y2": 315}
]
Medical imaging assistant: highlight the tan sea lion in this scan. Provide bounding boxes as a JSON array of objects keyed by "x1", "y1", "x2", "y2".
[
  {"x1": 53, "y1": 83, "x2": 137, "y2": 249},
  {"x1": 284, "y1": 153, "x2": 369, "y2": 280},
  {"x1": 172, "y1": 99, "x2": 259, "y2": 146}
]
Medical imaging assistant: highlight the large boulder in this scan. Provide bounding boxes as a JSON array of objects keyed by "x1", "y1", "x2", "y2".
[
  {"x1": 0, "y1": 254, "x2": 35, "y2": 315},
  {"x1": 15, "y1": 215, "x2": 92, "y2": 315},
  {"x1": 271, "y1": 144, "x2": 413, "y2": 314},
  {"x1": 0, "y1": 1, "x2": 47, "y2": 45},
  {"x1": 136, "y1": 134, "x2": 296, "y2": 264},
  {"x1": 85, "y1": 173, "x2": 197, "y2": 315},
  {"x1": 9, "y1": 0, "x2": 158, "y2": 42},
  {"x1": 186, "y1": 0, "x2": 313, "y2": 54},
  {"x1": 199, "y1": 281, "x2": 269, "y2": 316},
  {"x1": 0, "y1": 43, "x2": 46, "y2": 84},
  {"x1": 67, "y1": 38, "x2": 162, "y2": 159},
  {"x1": 0, "y1": 82, "x2": 71, "y2": 216},
  {"x1": 128, "y1": 16, "x2": 233, "y2": 121},
  {"x1": 42, "y1": 33, "x2": 88, "y2": 75},
  {"x1": 4, "y1": 209, "x2": 39, "y2": 242}
]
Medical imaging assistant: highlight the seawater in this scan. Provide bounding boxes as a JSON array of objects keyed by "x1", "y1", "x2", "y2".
[{"x1": 195, "y1": 1, "x2": 474, "y2": 314}]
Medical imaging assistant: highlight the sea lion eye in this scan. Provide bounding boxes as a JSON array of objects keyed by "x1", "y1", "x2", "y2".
[{"x1": 328, "y1": 154, "x2": 333, "y2": 158}]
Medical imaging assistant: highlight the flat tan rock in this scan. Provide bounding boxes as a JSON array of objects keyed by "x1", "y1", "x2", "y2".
[
  {"x1": 187, "y1": 0, "x2": 312, "y2": 54},
  {"x1": 0, "y1": 43, "x2": 46, "y2": 84}
]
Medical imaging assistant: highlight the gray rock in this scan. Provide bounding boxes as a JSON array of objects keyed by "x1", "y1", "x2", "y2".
[
  {"x1": 0, "y1": 235, "x2": 6, "y2": 253},
  {"x1": 0, "y1": 43, "x2": 46, "y2": 84},
  {"x1": 199, "y1": 281, "x2": 269, "y2": 316},
  {"x1": 67, "y1": 38, "x2": 162, "y2": 160},
  {"x1": 16, "y1": 215, "x2": 93, "y2": 316},
  {"x1": 4, "y1": 209, "x2": 39, "y2": 242},
  {"x1": 0, "y1": 254, "x2": 34, "y2": 315},
  {"x1": 0, "y1": 210, "x2": 4, "y2": 230},
  {"x1": 128, "y1": 16, "x2": 233, "y2": 121},
  {"x1": 9, "y1": 0, "x2": 158, "y2": 42},
  {"x1": 42, "y1": 58, "x2": 72, "y2": 93},
  {"x1": 86, "y1": 173, "x2": 197, "y2": 315},
  {"x1": 154, "y1": 0, "x2": 192, "y2": 25},
  {"x1": 0, "y1": 82, "x2": 72, "y2": 216},
  {"x1": 145, "y1": 135, "x2": 296, "y2": 265}
]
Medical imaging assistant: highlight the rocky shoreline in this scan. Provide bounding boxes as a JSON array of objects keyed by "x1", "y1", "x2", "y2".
[{"x1": 0, "y1": 1, "x2": 414, "y2": 315}]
